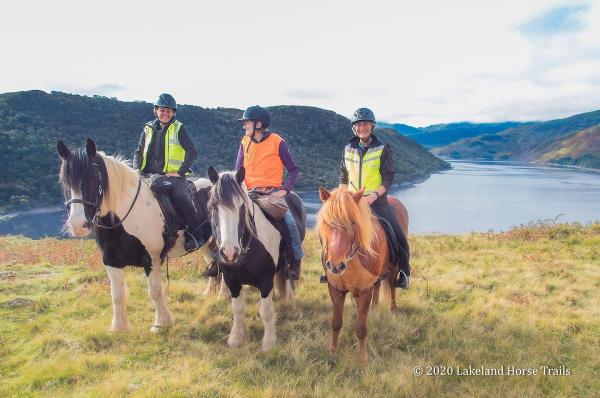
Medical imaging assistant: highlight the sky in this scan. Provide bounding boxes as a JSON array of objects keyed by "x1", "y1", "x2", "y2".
[{"x1": 2, "y1": 0, "x2": 599, "y2": 126}]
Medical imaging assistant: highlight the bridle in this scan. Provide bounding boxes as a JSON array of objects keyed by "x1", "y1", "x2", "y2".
[
  {"x1": 320, "y1": 226, "x2": 362, "y2": 269},
  {"x1": 212, "y1": 197, "x2": 256, "y2": 264},
  {"x1": 64, "y1": 157, "x2": 142, "y2": 230}
]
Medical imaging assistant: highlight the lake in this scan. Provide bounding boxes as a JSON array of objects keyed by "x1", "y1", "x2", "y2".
[{"x1": 1, "y1": 161, "x2": 599, "y2": 238}]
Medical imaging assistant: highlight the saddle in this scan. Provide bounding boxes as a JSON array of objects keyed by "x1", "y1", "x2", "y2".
[
  {"x1": 147, "y1": 175, "x2": 205, "y2": 258},
  {"x1": 248, "y1": 190, "x2": 306, "y2": 269},
  {"x1": 377, "y1": 216, "x2": 410, "y2": 275}
]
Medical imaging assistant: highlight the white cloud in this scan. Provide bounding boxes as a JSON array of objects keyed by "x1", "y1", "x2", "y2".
[{"x1": 1, "y1": 0, "x2": 599, "y2": 126}]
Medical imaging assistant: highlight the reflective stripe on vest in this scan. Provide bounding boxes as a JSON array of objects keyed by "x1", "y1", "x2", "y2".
[
  {"x1": 140, "y1": 120, "x2": 187, "y2": 174},
  {"x1": 344, "y1": 144, "x2": 384, "y2": 195},
  {"x1": 241, "y1": 133, "x2": 284, "y2": 189}
]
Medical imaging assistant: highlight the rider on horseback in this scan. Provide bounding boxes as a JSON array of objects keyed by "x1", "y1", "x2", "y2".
[
  {"x1": 132, "y1": 93, "x2": 205, "y2": 252},
  {"x1": 320, "y1": 107, "x2": 410, "y2": 289},
  {"x1": 236, "y1": 105, "x2": 303, "y2": 280}
]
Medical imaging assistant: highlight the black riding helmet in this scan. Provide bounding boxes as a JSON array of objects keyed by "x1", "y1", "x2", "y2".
[
  {"x1": 238, "y1": 105, "x2": 271, "y2": 129},
  {"x1": 350, "y1": 107, "x2": 376, "y2": 125},
  {"x1": 154, "y1": 93, "x2": 177, "y2": 111}
]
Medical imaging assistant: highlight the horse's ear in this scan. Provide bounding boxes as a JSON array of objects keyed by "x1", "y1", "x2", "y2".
[
  {"x1": 86, "y1": 138, "x2": 97, "y2": 157},
  {"x1": 352, "y1": 188, "x2": 365, "y2": 203},
  {"x1": 208, "y1": 166, "x2": 219, "y2": 184},
  {"x1": 57, "y1": 140, "x2": 70, "y2": 160},
  {"x1": 236, "y1": 166, "x2": 245, "y2": 185},
  {"x1": 319, "y1": 186, "x2": 331, "y2": 203}
]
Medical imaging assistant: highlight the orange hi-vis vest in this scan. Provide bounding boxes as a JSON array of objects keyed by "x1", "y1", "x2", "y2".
[{"x1": 241, "y1": 132, "x2": 284, "y2": 189}]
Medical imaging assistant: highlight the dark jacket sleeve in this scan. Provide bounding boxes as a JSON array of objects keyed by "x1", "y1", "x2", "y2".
[
  {"x1": 339, "y1": 152, "x2": 348, "y2": 185},
  {"x1": 132, "y1": 129, "x2": 146, "y2": 171},
  {"x1": 380, "y1": 144, "x2": 395, "y2": 191},
  {"x1": 177, "y1": 125, "x2": 198, "y2": 176},
  {"x1": 278, "y1": 141, "x2": 299, "y2": 192}
]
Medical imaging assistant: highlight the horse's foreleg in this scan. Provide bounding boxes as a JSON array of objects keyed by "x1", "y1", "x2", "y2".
[
  {"x1": 259, "y1": 290, "x2": 276, "y2": 351},
  {"x1": 356, "y1": 288, "x2": 373, "y2": 368},
  {"x1": 105, "y1": 266, "x2": 131, "y2": 332},
  {"x1": 147, "y1": 260, "x2": 174, "y2": 333},
  {"x1": 328, "y1": 284, "x2": 346, "y2": 355},
  {"x1": 227, "y1": 289, "x2": 247, "y2": 347}
]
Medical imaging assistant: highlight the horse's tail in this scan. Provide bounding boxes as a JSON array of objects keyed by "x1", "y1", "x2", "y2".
[{"x1": 274, "y1": 268, "x2": 296, "y2": 302}]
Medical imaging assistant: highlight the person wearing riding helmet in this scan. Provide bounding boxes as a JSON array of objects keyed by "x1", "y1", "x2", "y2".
[
  {"x1": 132, "y1": 93, "x2": 204, "y2": 252},
  {"x1": 320, "y1": 107, "x2": 410, "y2": 289},
  {"x1": 236, "y1": 105, "x2": 303, "y2": 279}
]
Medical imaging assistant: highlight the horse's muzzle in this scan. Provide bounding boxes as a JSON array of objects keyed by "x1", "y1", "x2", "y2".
[
  {"x1": 325, "y1": 260, "x2": 347, "y2": 275},
  {"x1": 219, "y1": 246, "x2": 241, "y2": 264}
]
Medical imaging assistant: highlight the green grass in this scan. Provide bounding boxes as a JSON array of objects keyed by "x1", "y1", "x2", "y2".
[{"x1": 1, "y1": 223, "x2": 599, "y2": 397}]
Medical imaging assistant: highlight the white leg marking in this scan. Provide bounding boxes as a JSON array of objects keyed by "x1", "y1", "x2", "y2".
[
  {"x1": 105, "y1": 266, "x2": 131, "y2": 332},
  {"x1": 203, "y1": 276, "x2": 219, "y2": 296},
  {"x1": 218, "y1": 277, "x2": 231, "y2": 299},
  {"x1": 147, "y1": 261, "x2": 174, "y2": 333},
  {"x1": 227, "y1": 290, "x2": 247, "y2": 347},
  {"x1": 259, "y1": 291, "x2": 276, "y2": 351},
  {"x1": 285, "y1": 279, "x2": 295, "y2": 302}
]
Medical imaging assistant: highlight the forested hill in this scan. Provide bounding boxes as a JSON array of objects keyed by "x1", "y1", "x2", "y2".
[{"x1": 0, "y1": 90, "x2": 449, "y2": 213}]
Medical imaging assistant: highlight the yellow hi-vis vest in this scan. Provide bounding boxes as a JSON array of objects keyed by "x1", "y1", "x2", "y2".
[
  {"x1": 344, "y1": 144, "x2": 384, "y2": 195},
  {"x1": 140, "y1": 120, "x2": 188, "y2": 174}
]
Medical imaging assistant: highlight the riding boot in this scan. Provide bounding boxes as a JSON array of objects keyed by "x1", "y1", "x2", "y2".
[
  {"x1": 184, "y1": 231, "x2": 202, "y2": 252},
  {"x1": 395, "y1": 271, "x2": 410, "y2": 289}
]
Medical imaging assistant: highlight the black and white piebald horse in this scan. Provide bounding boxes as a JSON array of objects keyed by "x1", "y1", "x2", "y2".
[
  {"x1": 207, "y1": 166, "x2": 302, "y2": 351},
  {"x1": 57, "y1": 139, "x2": 212, "y2": 333}
]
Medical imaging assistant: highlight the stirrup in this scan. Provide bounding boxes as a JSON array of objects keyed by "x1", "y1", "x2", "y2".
[{"x1": 395, "y1": 271, "x2": 409, "y2": 289}]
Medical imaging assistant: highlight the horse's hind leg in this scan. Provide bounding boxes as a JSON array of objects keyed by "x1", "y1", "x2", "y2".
[
  {"x1": 147, "y1": 259, "x2": 174, "y2": 333},
  {"x1": 105, "y1": 265, "x2": 131, "y2": 332},
  {"x1": 356, "y1": 288, "x2": 373, "y2": 368},
  {"x1": 372, "y1": 280, "x2": 381, "y2": 307},
  {"x1": 328, "y1": 284, "x2": 346, "y2": 355},
  {"x1": 202, "y1": 276, "x2": 219, "y2": 297},
  {"x1": 259, "y1": 290, "x2": 276, "y2": 351}
]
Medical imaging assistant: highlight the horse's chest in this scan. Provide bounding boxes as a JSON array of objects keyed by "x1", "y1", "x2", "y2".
[{"x1": 328, "y1": 265, "x2": 379, "y2": 292}]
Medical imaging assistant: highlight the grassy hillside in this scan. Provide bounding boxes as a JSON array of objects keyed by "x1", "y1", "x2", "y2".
[
  {"x1": 434, "y1": 110, "x2": 600, "y2": 164},
  {"x1": 1, "y1": 223, "x2": 599, "y2": 397},
  {"x1": 0, "y1": 91, "x2": 449, "y2": 213},
  {"x1": 535, "y1": 125, "x2": 600, "y2": 170}
]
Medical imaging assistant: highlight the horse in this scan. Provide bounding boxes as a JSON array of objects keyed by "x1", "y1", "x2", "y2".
[
  {"x1": 207, "y1": 166, "x2": 305, "y2": 351},
  {"x1": 316, "y1": 186, "x2": 409, "y2": 367},
  {"x1": 57, "y1": 138, "x2": 212, "y2": 333}
]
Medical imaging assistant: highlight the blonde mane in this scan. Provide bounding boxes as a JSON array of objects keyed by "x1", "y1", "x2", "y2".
[
  {"x1": 316, "y1": 188, "x2": 380, "y2": 257},
  {"x1": 98, "y1": 152, "x2": 141, "y2": 215}
]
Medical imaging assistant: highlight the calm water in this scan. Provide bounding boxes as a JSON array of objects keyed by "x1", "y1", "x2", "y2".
[{"x1": 2, "y1": 161, "x2": 600, "y2": 238}]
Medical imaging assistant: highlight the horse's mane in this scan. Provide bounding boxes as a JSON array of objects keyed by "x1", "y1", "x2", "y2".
[
  {"x1": 99, "y1": 153, "x2": 139, "y2": 215},
  {"x1": 208, "y1": 171, "x2": 255, "y2": 235},
  {"x1": 316, "y1": 188, "x2": 379, "y2": 257}
]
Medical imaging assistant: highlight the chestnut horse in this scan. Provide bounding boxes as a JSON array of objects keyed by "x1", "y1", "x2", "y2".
[{"x1": 316, "y1": 187, "x2": 409, "y2": 367}]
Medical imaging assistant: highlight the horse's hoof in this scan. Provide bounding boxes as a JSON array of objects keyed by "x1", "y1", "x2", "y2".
[
  {"x1": 109, "y1": 323, "x2": 131, "y2": 332},
  {"x1": 261, "y1": 338, "x2": 276, "y2": 352},
  {"x1": 227, "y1": 333, "x2": 246, "y2": 348},
  {"x1": 328, "y1": 345, "x2": 337, "y2": 356},
  {"x1": 150, "y1": 324, "x2": 170, "y2": 334}
]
